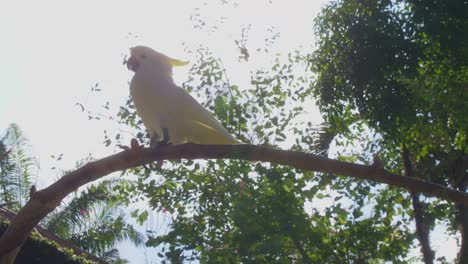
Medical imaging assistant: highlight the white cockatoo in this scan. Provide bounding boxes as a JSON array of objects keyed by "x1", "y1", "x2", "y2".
[{"x1": 126, "y1": 46, "x2": 240, "y2": 146}]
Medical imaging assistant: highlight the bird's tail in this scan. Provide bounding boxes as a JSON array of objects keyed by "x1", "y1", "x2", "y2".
[{"x1": 190, "y1": 120, "x2": 241, "y2": 145}]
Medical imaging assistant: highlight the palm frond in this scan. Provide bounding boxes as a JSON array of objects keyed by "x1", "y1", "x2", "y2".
[
  {"x1": 309, "y1": 122, "x2": 336, "y2": 157},
  {"x1": 69, "y1": 214, "x2": 144, "y2": 256},
  {"x1": 0, "y1": 123, "x2": 38, "y2": 210},
  {"x1": 44, "y1": 178, "x2": 129, "y2": 236}
]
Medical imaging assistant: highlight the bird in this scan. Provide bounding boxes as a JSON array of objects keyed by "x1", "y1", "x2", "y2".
[{"x1": 126, "y1": 46, "x2": 240, "y2": 147}]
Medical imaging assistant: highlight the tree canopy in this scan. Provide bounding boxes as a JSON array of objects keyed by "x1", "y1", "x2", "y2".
[{"x1": 312, "y1": 0, "x2": 467, "y2": 263}]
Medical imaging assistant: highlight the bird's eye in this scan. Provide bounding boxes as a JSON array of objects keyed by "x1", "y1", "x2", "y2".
[{"x1": 140, "y1": 54, "x2": 146, "y2": 59}]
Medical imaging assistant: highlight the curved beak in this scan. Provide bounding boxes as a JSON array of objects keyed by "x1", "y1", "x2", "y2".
[{"x1": 126, "y1": 56, "x2": 139, "y2": 72}]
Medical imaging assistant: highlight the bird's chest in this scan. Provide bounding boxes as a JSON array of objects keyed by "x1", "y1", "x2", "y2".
[
  {"x1": 131, "y1": 72, "x2": 166, "y2": 102},
  {"x1": 129, "y1": 73, "x2": 177, "y2": 124}
]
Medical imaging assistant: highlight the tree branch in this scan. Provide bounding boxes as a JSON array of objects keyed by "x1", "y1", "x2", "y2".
[{"x1": 0, "y1": 143, "x2": 467, "y2": 258}]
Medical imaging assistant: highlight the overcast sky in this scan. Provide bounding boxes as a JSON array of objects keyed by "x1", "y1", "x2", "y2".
[{"x1": 0, "y1": 0, "x2": 457, "y2": 263}]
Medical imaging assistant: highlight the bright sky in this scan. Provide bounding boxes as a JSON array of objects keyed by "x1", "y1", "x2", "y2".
[{"x1": 0, "y1": 0, "x2": 458, "y2": 263}]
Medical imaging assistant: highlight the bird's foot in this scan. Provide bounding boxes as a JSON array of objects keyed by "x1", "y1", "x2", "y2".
[{"x1": 150, "y1": 128, "x2": 171, "y2": 149}]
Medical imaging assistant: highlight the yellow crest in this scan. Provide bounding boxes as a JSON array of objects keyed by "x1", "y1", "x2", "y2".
[{"x1": 168, "y1": 57, "x2": 189, "y2": 67}]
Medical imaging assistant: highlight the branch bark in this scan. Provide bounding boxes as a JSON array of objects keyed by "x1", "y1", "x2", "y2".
[{"x1": 0, "y1": 143, "x2": 467, "y2": 259}]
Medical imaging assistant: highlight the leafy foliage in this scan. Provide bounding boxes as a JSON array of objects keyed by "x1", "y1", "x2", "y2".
[
  {"x1": 312, "y1": 0, "x2": 467, "y2": 262},
  {"x1": 0, "y1": 221, "x2": 95, "y2": 264},
  {"x1": 312, "y1": 0, "x2": 467, "y2": 158}
]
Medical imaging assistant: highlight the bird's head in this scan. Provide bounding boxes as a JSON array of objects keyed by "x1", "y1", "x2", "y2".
[{"x1": 126, "y1": 46, "x2": 189, "y2": 76}]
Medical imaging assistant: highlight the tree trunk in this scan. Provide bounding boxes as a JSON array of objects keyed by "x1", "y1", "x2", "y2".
[
  {"x1": 411, "y1": 192, "x2": 434, "y2": 264},
  {"x1": 457, "y1": 204, "x2": 468, "y2": 264},
  {"x1": 454, "y1": 154, "x2": 468, "y2": 264},
  {"x1": 403, "y1": 147, "x2": 434, "y2": 264}
]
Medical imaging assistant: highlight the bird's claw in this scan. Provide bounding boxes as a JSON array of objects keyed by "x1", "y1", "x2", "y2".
[{"x1": 150, "y1": 128, "x2": 171, "y2": 149}]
